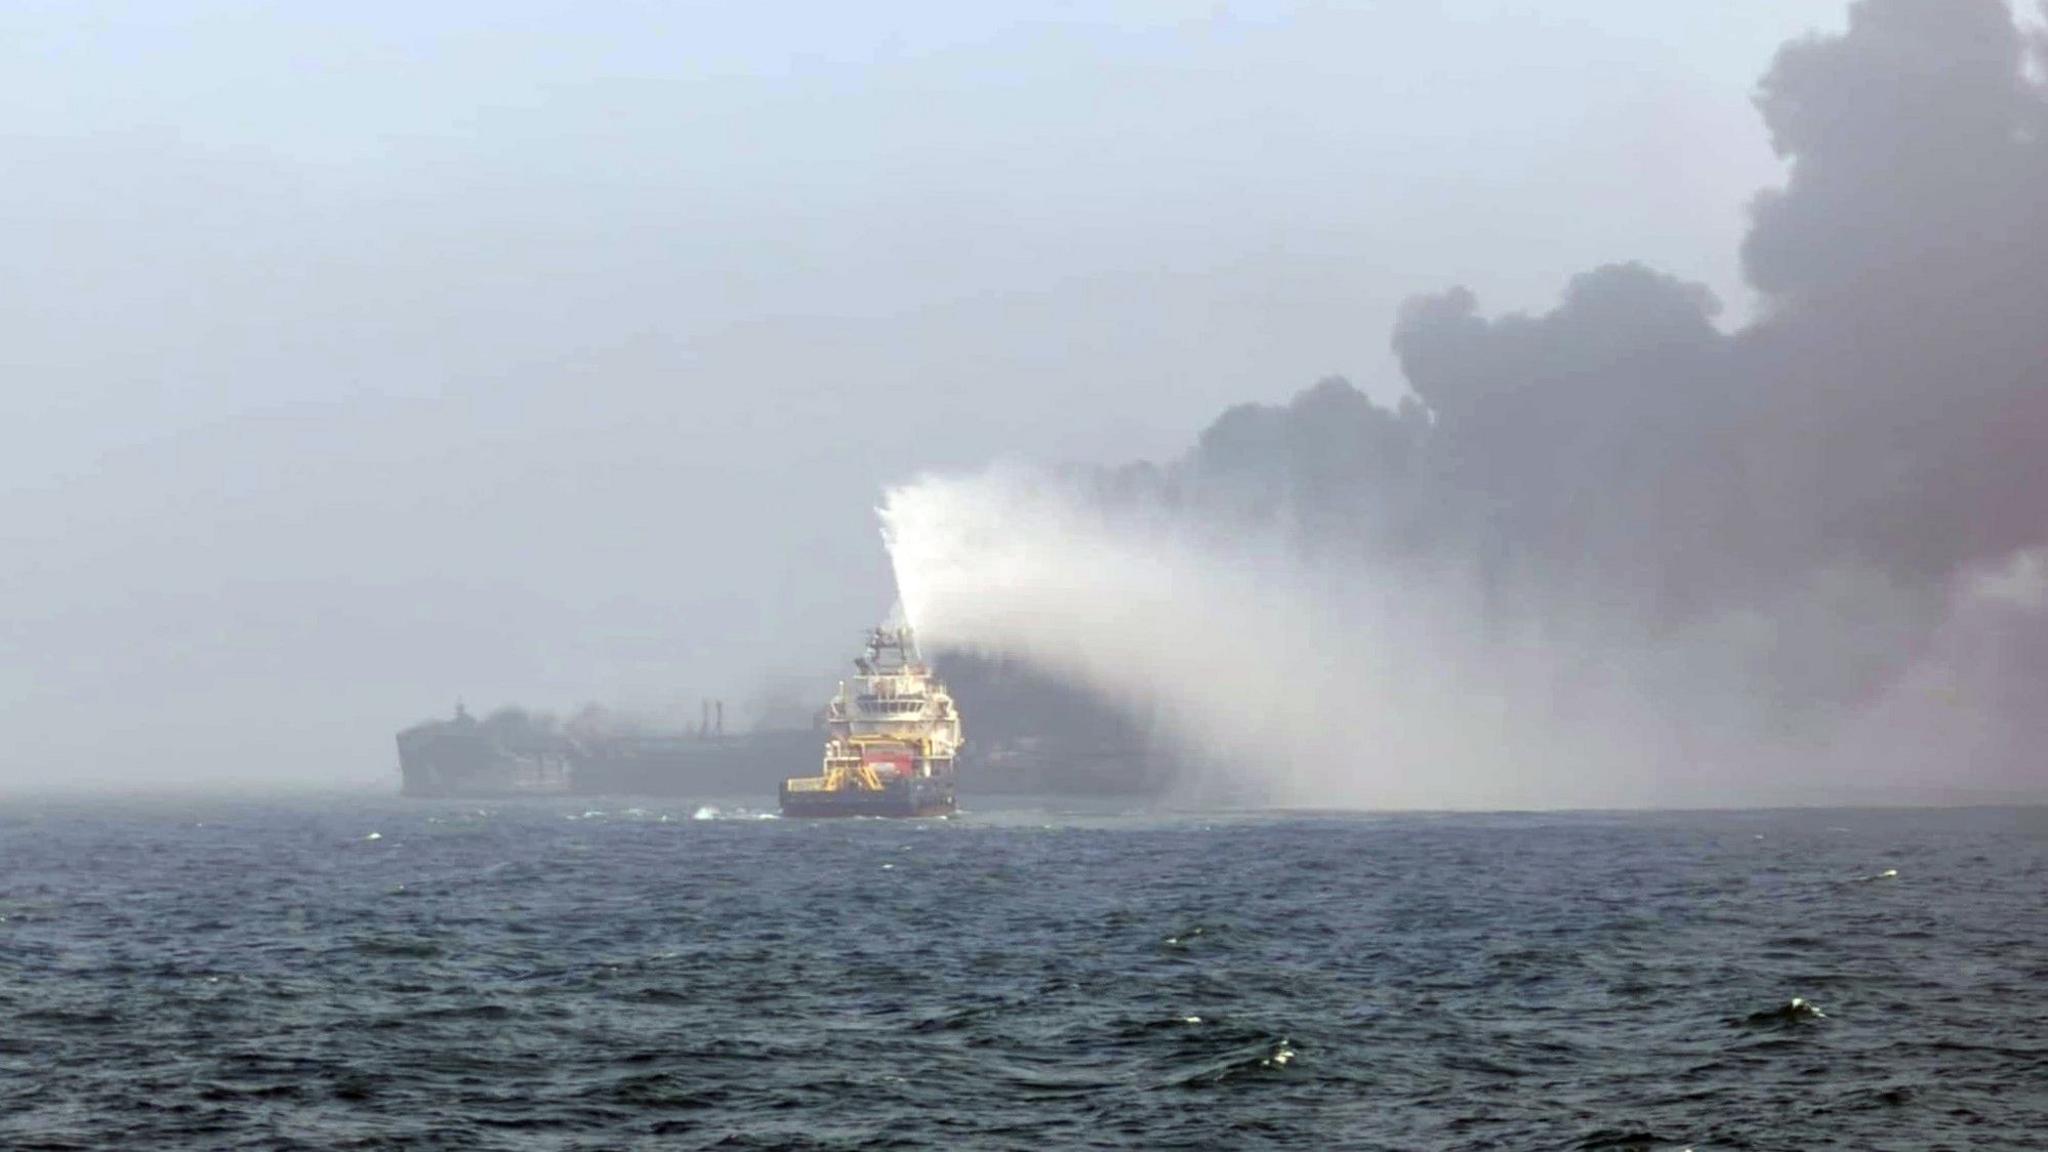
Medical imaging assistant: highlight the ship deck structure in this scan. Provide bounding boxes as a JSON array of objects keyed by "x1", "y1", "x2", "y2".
[{"x1": 779, "y1": 626, "x2": 960, "y2": 817}]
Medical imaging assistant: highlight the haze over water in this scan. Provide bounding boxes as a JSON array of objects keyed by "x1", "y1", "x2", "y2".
[
  {"x1": 3, "y1": 0, "x2": 1971, "y2": 797},
  {"x1": 4, "y1": 1, "x2": 2048, "y2": 1149}
]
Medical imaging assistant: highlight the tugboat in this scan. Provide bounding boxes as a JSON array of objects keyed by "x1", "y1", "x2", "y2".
[{"x1": 780, "y1": 626, "x2": 960, "y2": 817}]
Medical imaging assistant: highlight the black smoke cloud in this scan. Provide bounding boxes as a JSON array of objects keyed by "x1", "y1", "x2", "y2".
[{"x1": 1145, "y1": 0, "x2": 2046, "y2": 775}]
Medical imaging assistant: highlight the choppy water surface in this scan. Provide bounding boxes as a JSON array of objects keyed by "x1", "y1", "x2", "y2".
[{"x1": 2, "y1": 797, "x2": 2044, "y2": 1150}]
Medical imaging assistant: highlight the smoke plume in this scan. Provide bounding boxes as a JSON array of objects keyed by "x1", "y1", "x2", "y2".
[{"x1": 881, "y1": 0, "x2": 2048, "y2": 807}]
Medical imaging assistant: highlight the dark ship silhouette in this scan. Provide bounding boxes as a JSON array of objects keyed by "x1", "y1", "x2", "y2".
[
  {"x1": 396, "y1": 699, "x2": 814, "y2": 799},
  {"x1": 395, "y1": 653, "x2": 1173, "y2": 799}
]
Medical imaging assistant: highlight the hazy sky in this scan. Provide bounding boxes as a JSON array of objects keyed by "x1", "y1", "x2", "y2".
[{"x1": 2, "y1": 1, "x2": 1855, "y2": 788}]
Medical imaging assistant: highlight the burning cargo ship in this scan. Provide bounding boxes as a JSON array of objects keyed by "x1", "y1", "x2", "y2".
[
  {"x1": 779, "y1": 626, "x2": 959, "y2": 817},
  {"x1": 396, "y1": 699, "x2": 815, "y2": 798},
  {"x1": 395, "y1": 703, "x2": 571, "y2": 797}
]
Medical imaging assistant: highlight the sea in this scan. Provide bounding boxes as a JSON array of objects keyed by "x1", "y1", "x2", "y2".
[{"x1": 1, "y1": 795, "x2": 2043, "y2": 1150}]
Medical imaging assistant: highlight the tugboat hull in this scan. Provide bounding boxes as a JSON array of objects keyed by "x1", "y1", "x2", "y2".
[{"x1": 779, "y1": 775, "x2": 954, "y2": 818}]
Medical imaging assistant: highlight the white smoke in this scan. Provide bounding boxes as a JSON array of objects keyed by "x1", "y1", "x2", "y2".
[
  {"x1": 879, "y1": 467, "x2": 2048, "y2": 809},
  {"x1": 879, "y1": 465, "x2": 1733, "y2": 809}
]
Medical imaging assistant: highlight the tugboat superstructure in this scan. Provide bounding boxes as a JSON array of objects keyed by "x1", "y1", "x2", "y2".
[{"x1": 779, "y1": 626, "x2": 960, "y2": 817}]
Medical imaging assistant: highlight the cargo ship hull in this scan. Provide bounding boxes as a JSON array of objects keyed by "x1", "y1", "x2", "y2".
[
  {"x1": 569, "y1": 728, "x2": 817, "y2": 796},
  {"x1": 396, "y1": 704, "x2": 819, "y2": 799},
  {"x1": 397, "y1": 706, "x2": 571, "y2": 797},
  {"x1": 778, "y1": 774, "x2": 955, "y2": 818}
]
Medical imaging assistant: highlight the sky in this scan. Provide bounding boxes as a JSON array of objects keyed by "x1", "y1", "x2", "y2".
[{"x1": 1, "y1": 1, "x2": 1860, "y2": 789}]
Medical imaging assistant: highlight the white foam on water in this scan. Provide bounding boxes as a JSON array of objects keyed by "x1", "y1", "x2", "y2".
[{"x1": 689, "y1": 805, "x2": 782, "y2": 822}]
